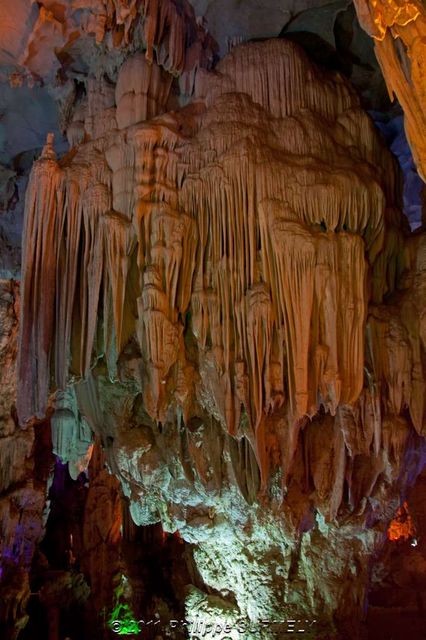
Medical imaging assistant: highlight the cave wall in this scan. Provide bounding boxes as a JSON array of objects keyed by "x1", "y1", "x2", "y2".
[
  {"x1": 0, "y1": 1, "x2": 425, "y2": 639},
  {"x1": 0, "y1": 280, "x2": 53, "y2": 639}
]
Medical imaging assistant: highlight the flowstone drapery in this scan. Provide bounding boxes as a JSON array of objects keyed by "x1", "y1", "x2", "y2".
[{"x1": 16, "y1": 35, "x2": 426, "y2": 638}]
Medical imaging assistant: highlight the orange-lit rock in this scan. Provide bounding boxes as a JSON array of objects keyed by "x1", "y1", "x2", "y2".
[
  {"x1": 387, "y1": 500, "x2": 416, "y2": 542},
  {"x1": 353, "y1": 0, "x2": 426, "y2": 181}
]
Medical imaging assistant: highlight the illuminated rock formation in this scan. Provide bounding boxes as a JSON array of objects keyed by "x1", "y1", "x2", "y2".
[
  {"x1": 353, "y1": 0, "x2": 426, "y2": 181},
  {"x1": 387, "y1": 501, "x2": 416, "y2": 542},
  {"x1": 1, "y1": 0, "x2": 217, "y2": 87},
  {"x1": 0, "y1": 281, "x2": 53, "y2": 640},
  {"x1": 14, "y1": 29, "x2": 426, "y2": 637}
]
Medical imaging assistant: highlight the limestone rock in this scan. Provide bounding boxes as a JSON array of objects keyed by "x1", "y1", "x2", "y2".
[
  {"x1": 0, "y1": 281, "x2": 53, "y2": 638},
  {"x1": 14, "y1": 34, "x2": 426, "y2": 637},
  {"x1": 353, "y1": 0, "x2": 426, "y2": 182}
]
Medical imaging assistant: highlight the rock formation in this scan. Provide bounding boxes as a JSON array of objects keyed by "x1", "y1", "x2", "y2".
[
  {"x1": 0, "y1": 280, "x2": 53, "y2": 639},
  {"x1": 12, "y1": 13, "x2": 426, "y2": 635},
  {"x1": 0, "y1": 1, "x2": 425, "y2": 639},
  {"x1": 353, "y1": 0, "x2": 426, "y2": 182}
]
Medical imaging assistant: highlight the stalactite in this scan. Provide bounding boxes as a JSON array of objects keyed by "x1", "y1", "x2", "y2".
[
  {"x1": 141, "y1": 0, "x2": 207, "y2": 75},
  {"x1": 304, "y1": 415, "x2": 346, "y2": 521},
  {"x1": 12, "y1": 32, "x2": 426, "y2": 637},
  {"x1": 17, "y1": 39, "x2": 423, "y2": 524},
  {"x1": 51, "y1": 388, "x2": 93, "y2": 480},
  {"x1": 54, "y1": 177, "x2": 83, "y2": 390},
  {"x1": 367, "y1": 299, "x2": 425, "y2": 435},
  {"x1": 79, "y1": 183, "x2": 109, "y2": 377},
  {"x1": 18, "y1": 134, "x2": 65, "y2": 422},
  {"x1": 103, "y1": 212, "x2": 136, "y2": 353},
  {"x1": 353, "y1": 0, "x2": 426, "y2": 182},
  {"x1": 137, "y1": 0, "x2": 218, "y2": 87}
]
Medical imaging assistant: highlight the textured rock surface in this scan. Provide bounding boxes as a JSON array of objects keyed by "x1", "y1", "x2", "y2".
[
  {"x1": 353, "y1": 0, "x2": 426, "y2": 182},
  {"x1": 0, "y1": 0, "x2": 423, "y2": 280},
  {"x1": 0, "y1": 0, "x2": 218, "y2": 280},
  {"x1": 14, "y1": 28, "x2": 426, "y2": 638},
  {"x1": 0, "y1": 281, "x2": 53, "y2": 639},
  {"x1": 189, "y1": 0, "x2": 334, "y2": 55},
  {"x1": 0, "y1": 1, "x2": 424, "y2": 638},
  {"x1": 0, "y1": 0, "x2": 218, "y2": 85}
]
